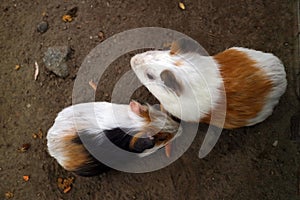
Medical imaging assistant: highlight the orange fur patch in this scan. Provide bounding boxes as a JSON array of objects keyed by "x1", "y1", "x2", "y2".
[
  {"x1": 153, "y1": 132, "x2": 174, "y2": 146},
  {"x1": 202, "y1": 49, "x2": 273, "y2": 129},
  {"x1": 61, "y1": 132, "x2": 91, "y2": 171},
  {"x1": 170, "y1": 41, "x2": 180, "y2": 55},
  {"x1": 139, "y1": 107, "x2": 151, "y2": 123}
]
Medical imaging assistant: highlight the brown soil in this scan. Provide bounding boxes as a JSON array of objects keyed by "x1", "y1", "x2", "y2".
[{"x1": 0, "y1": 1, "x2": 299, "y2": 199}]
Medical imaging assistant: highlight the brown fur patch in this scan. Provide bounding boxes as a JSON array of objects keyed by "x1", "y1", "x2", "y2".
[
  {"x1": 201, "y1": 48, "x2": 273, "y2": 129},
  {"x1": 61, "y1": 132, "x2": 91, "y2": 171},
  {"x1": 139, "y1": 107, "x2": 151, "y2": 123},
  {"x1": 153, "y1": 132, "x2": 174, "y2": 146},
  {"x1": 129, "y1": 131, "x2": 174, "y2": 150},
  {"x1": 170, "y1": 41, "x2": 180, "y2": 55}
]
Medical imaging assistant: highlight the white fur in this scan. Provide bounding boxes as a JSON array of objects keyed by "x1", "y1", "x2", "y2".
[
  {"x1": 47, "y1": 102, "x2": 146, "y2": 167},
  {"x1": 131, "y1": 51, "x2": 223, "y2": 122},
  {"x1": 231, "y1": 47, "x2": 287, "y2": 125}
]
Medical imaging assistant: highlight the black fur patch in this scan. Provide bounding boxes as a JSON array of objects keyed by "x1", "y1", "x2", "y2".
[
  {"x1": 104, "y1": 128, "x2": 154, "y2": 153},
  {"x1": 71, "y1": 128, "x2": 155, "y2": 176},
  {"x1": 160, "y1": 70, "x2": 182, "y2": 96},
  {"x1": 72, "y1": 135, "x2": 110, "y2": 177}
]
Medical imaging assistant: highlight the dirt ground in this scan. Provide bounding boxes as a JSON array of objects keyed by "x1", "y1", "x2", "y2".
[{"x1": 0, "y1": 0, "x2": 299, "y2": 199}]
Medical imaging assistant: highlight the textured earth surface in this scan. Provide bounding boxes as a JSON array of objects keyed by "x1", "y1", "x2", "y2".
[{"x1": 0, "y1": 0, "x2": 299, "y2": 199}]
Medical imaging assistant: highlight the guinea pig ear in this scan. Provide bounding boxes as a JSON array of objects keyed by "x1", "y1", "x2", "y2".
[
  {"x1": 129, "y1": 100, "x2": 147, "y2": 116},
  {"x1": 170, "y1": 38, "x2": 201, "y2": 55},
  {"x1": 160, "y1": 70, "x2": 182, "y2": 96}
]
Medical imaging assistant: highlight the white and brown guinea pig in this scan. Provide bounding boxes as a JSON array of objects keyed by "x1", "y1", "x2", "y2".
[
  {"x1": 131, "y1": 38, "x2": 287, "y2": 129},
  {"x1": 47, "y1": 100, "x2": 181, "y2": 176}
]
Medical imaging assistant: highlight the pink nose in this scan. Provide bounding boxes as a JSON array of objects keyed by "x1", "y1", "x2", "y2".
[{"x1": 131, "y1": 55, "x2": 145, "y2": 67}]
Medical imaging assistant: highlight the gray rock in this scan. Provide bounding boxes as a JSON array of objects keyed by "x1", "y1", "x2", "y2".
[
  {"x1": 43, "y1": 46, "x2": 71, "y2": 78},
  {"x1": 37, "y1": 21, "x2": 48, "y2": 33}
]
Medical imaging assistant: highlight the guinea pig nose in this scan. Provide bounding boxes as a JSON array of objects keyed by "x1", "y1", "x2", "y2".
[
  {"x1": 132, "y1": 138, "x2": 155, "y2": 153},
  {"x1": 131, "y1": 55, "x2": 144, "y2": 66}
]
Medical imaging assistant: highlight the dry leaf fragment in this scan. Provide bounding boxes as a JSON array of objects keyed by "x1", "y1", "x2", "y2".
[
  {"x1": 272, "y1": 140, "x2": 278, "y2": 147},
  {"x1": 179, "y1": 2, "x2": 185, "y2": 10},
  {"x1": 98, "y1": 31, "x2": 105, "y2": 42},
  {"x1": 62, "y1": 15, "x2": 73, "y2": 22},
  {"x1": 5, "y1": 191, "x2": 13, "y2": 199},
  {"x1": 34, "y1": 61, "x2": 39, "y2": 81},
  {"x1": 57, "y1": 177, "x2": 75, "y2": 194},
  {"x1": 15, "y1": 64, "x2": 21, "y2": 70},
  {"x1": 23, "y1": 175, "x2": 30, "y2": 182},
  {"x1": 32, "y1": 129, "x2": 43, "y2": 139},
  {"x1": 63, "y1": 186, "x2": 72, "y2": 193},
  {"x1": 18, "y1": 143, "x2": 31, "y2": 153},
  {"x1": 42, "y1": 11, "x2": 48, "y2": 17},
  {"x1": 89, "y1": 80, "x2": 97, "y2": 91}
]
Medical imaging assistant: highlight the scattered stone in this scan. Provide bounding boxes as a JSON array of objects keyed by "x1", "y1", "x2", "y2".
[
  {"x1": 272, "y1": 140, "x2": 278, "y2": 147},
  {"x1": 43, "y1": 46, "x2": 71, "y2": 78},
  {"x1": 57, "y1": 177, "x2": 75, "y2": 194},
  {"x1": 37, "y1": 21, "x2": 49, "y2": 33},
  {"x1": 41, "y1": 11, "x2": 48, "y2": 17},
  {"x1": 98, "y1": 31, "x2": 105, "y2": 42},
  {"x1": 179, "y1": 2, "x2": 186, "y2": 10},
  {"x1": 5, "y1": 191, "x2": 13, "y2": 199},
  {"x1": 15, "y1": 64, "x2": 20, "y2": 70},
  {"x1": 66, "y1": 7, "x2": 78, "y2": 17},
  {"x1": 18, "y1": 143, "x2": 31, "y2": 153}
]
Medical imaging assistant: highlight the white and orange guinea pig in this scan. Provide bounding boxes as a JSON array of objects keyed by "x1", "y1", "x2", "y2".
[
  {"x1": 47, "y1": 100, "x2": 181, "y2": 176},
  {"x1": 131, "y1": 39, "x2": 287, "y2": 129}
]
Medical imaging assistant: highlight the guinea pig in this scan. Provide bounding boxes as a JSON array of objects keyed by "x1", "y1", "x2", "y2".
[
  {"x1": 130, "y1": 38, "x2": 287, "y2": 129},
  {"x1": 47, "y1": 100, "x2": 181, "y2": 176}
]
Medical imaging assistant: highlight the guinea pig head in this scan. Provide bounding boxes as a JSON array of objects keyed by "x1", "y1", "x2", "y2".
[
  {"x1": 130, "y1": 38, "x2": 202, "y2": 98},
  {"x1": 131, "y1": 38, "x2": 220, "y2": 122},
  {"x1": 129, "y1": 101, "x2": 182, "y2": 156}
]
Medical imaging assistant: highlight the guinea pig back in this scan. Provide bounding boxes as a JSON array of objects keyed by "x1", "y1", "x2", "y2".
[
  {"x1": 47, "y1": 101, "x2": 181, "y2": 176},
  {"x1": 130, "y1": 39, "x2": 287, "y2": 129}
]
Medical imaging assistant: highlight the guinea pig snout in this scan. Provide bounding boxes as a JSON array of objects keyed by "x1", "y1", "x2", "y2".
[
  {"x1": 132, "y1": 138, "x2": 155, "y2": 153},
  {"x1": 131, "y1": 55, "x2": 144, "y2": 67},
  {"x1": 131, "y1": 53, "x2": 154, "y2": 67}
]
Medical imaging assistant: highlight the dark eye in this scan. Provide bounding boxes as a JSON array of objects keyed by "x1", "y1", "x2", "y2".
[{"x1": 146, "y1": 73, "x2": 154, "y2": 80}]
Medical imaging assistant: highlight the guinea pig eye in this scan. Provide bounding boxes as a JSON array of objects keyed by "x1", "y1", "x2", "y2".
[{"x1": 146, "y1": 73, "x2": 154, "y2": 80}]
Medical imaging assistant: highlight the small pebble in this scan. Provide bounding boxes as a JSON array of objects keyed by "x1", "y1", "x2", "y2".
[
  {"x1": 179, "y1": 2, "x2": 186, "y2": 10},
  {"x1": 272, "y1": 140, "x2": 278, "y2": 147},
  {"x1": 98, "y1": 31, "x2": 105, "y2": 42},
  {"x1": 37, "y1": 21, "x2": 49, "y2": 33},
  {"x1": 26, "y1": 103, "x2": 31, "y2": 108},
  {"x1": 5, "y1": 191, "x2": 13, "y2": 199},
  {"x1": 15, "y1": 64, "x2": 20, "y2": 70}
]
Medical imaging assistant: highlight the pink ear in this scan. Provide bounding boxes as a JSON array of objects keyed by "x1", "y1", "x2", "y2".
[{"x1": 129, "y1": 100, "x2": 141, "y2": 115}]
